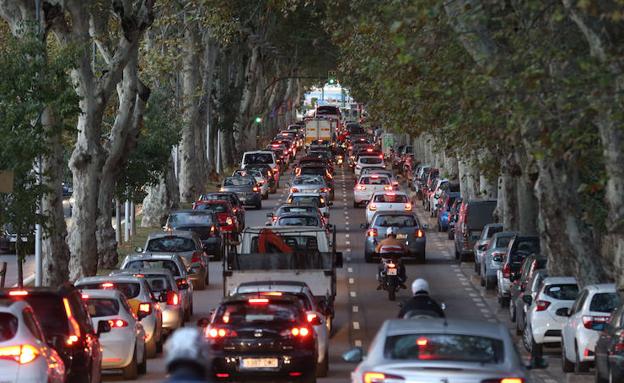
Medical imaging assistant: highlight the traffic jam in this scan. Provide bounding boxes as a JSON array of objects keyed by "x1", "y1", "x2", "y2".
[{"x1": 0, "y1": 104, "x2": 612, "y2": 383}]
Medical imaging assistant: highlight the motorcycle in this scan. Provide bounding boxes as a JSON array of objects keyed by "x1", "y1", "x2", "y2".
[{"x1": 379, "y1": 255, "x2": 402, "y2": 301}]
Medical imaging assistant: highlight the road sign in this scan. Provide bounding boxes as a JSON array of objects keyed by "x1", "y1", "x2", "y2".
[{"x1": 0, "y1": 171, "x2": 14, "y2": 193}]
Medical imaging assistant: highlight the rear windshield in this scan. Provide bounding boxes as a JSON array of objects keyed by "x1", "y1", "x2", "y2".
[
  {"x1": 224, "y1": 177, "x2": 254, "y2": 187},
  {"x1": 215, "y1": 301, "x2": 298, "y2": 324},
  {"x1": 360, "y1": 176, "x2": 390, "y2": 185},
  {"x1": 590, "y1": 293, "x2": 620, "y2": 313},
  {"x1": 251, "y1": 234, "x2": 319, "y2": 253},
  {"x1": 86, "y1": 298, "x2": 120, "y2": 317},
  {"x1": 147, "y1": 237, "x2": 196, "y2": 252},
  {"x1": 20, "y1": 295, "x2": 68, "y2": 335},
  {"x1": 124, "y1": 260, "x2": 181, "y2": 277},
  {"x1": 543, "y1": 284, "x2": 578, "y2": 300},
  {"x1": 514, "y1": 239, "x2": 540, "y2": 256},
  {"x1": 244, "y1": 153, "x2": 273, "y2": 164},
  {"x1": 299, "y1": 168, "x2": 325, "y2": 176},
  {"x1": 277, "y1": 216, "x2": 319, "y2": 226},
  {"x1": 293, "y1": 176, "x2": 324, "y2": 185},
  {"x1": 384, "y1": 334, "x2": 504, "y2": 363},
  {"x1": 374, "y1": 215, "x2": 417, "y2": 228},
  {"x1": 194, "y1": 203, "x2": 228, "y2": 213},
  {"x1": 78, "y1": 282, "x2": 141, "y2": 299},
  {"x1": 168, "y1": 212, "x2": 215, "y2": 226},
  {"x1": 0, "y1": 313, "x2": 18, "y2": 341},
  {"x1": 373, "y1": 194, "x2": 408, "y2": 203},
  {"x1": 360, "y1": 157, "x2": 382, "y2": 164},
  {"x1": 145, "y1": 276, "x2": 171, "y2": 292},
  {"x1": 495, "y1": 236, "x2": 513, "y2": 248},
  {"x1": 278, "y1": 206, "x2": 316, "y2": 214},
  {"x1": 289, "y1": 196, "x2": 323, "y2": 206},
  {"x1": 202, "y1": 194, "x2": 237, "y2": 205}
]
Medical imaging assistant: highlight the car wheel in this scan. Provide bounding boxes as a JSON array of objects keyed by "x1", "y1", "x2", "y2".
[
  {"x1": 353, "y1": 201, "x2": 358, "y2": 208},
  {"x1": 316, "y1": 350, "x2": 329, "y2": 377},
  {"x1": 146, "y1": 336, "x2": 157, "y2": 358},
  {"x1": 122, "y1": 347, "x2": 139, "y2": 379},
  {"x1": 138, "y1": 343, "x2": 147, "y2": 374},
  {"x1": 575, "y1": 342, "x2": 590, "y2": 373},
  {"x1": 509, "y1": 300, "x2": 516, "y2": 322},
  {"x1": 485, "y1": 275, "x2": 495, "y2": 290},
  {"x1": 300, "y1": 373, "x2": 317, "y2": 383},
  {"x1": 480, "y1": 272, "x2": 485, "y2": 287},
  {"x1": 454, "y1": 247, "x2": 460, "y2": 260},
  {"x1": 561, "y1": 338, "x2": 574, "y2": 372},
  {"x1": 516, "y1": 313, "x2": 523, "y2": 335},
  {"x1": 256, "y1": 202, "x2": 262, "y2": 210}
]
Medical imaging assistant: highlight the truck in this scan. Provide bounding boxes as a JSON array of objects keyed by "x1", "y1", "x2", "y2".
[
  {"x1": 305, "y1": 117, "x2": 337, "y2": 146},
  {"x1": 223, "y1": 226, "x2": 343, "y2": 325}
]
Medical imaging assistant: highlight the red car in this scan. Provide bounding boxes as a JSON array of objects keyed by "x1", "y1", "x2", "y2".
[{"x1": 193, "y1": 200, "x2": 239, "y2": 235}]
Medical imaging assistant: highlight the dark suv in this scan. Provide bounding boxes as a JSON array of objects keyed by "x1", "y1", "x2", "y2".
[
  {"x1": 1, "y1": 284, "x2": 108, "y2": 383},
  {"x1": 202, "y1": 294, "x2": 318, "y2": 382}
]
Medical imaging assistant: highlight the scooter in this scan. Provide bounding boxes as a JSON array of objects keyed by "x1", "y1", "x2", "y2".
[{"x1": 379, "y1": 255, "x2": 401, "y2": 301}]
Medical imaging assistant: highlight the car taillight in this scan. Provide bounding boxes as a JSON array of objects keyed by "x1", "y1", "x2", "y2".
[
  {"x1": 387, "y1": 262, "x2": 396, "y2": 268},
  {"x1": 369, "y1": 203, "x2": 377, "y2": 211},
  {"x1": 367, "y1": 228, "x2": 378, "y2": 237},
  {"x1": 357, "y1": 185, "x2": 366, "y2": 191},
  {"x1": 167, "y1": 291, "x2": 180, "y2": 306},
  {"x1": 383, "y1": 185, "x2": 392, "y2": 191},
  {"x1": 0, "y1": 344, "x2": 39, "y2": 364},
  {"x1": 363, "y1": 371, "x2": 404, "y2": 383},
  {"x1": 107, "y1": 319, "x2": 128, "y2": 328},
  {"x1": 306, "y1": 312, "x2": 318, "y2": 323},
  {"x1": 252, "y1": 186, "x2": 259, "y2": 192},
  {"x1": 226, "y1": 216, "x2": 233, "y2": 225},
  {"x1": 535, "y1": 300, "x2": 550, "y2": 312},
  {"x1": 415, "y1": 229, "x2": 424, "y2": 238},
  {"x1": 63, "y1": 297, "x2": 82, "y2": 346},
  {"x1": 206, "y1": 326, "x2": 238, "y2": 338},
  {"x1": 482, "y1": 379, "x2": 524, "y2": 383},
  {"x1": 176, "y1": 279, "x2": 189, "y2": 289},
  {"x1": 139, "y1": 302, "x2": 152, "y2": 315},
  {"x1": 502, "y1": 264, "x2": 511, "y2": 278},
  {"x1": 582, "y1": 315, "x2": 610, "y2": 330},
  {"x1": 281, "y1": 326, "x2": 311, "y2": 337},
  {"x1": 404, "y1": 203, "x2": 412, "y2": 211},
  {"x1": 8, "y1": 290, "x2": 28, "y2": 296},
  {"x1": 291, "y1": 187, "x2": 299, "y2": 193},
  {"x1": 614, "y1": 331, "x2": 624, "y2": 352}
]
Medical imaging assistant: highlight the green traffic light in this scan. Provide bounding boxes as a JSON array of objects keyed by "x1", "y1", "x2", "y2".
[{"x1": 255, "y1": 116, "x2": 262, "y2": 123}]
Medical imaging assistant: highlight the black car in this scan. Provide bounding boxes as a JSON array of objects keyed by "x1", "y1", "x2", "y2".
[
  {"x1": 595, "y1": 302, "x2": 624, "y2": 383},
  {"x1": 197, "y1": 192, "x2": 246, "y2": 230},
  {"x1": 165, "y1": 210, "x2": 224, "y2": 260},
  {"x1": 220, "y1": 176, "x2": 262, "y2": 210},
  {"x1": 202, "y1": 294, "x2": 318, "y2": 382},
  {"x1": 1, "y1": 284, "x2": 109, "y2": 383}
]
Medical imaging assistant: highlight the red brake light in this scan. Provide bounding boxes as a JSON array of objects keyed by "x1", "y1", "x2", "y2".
[
  {"x1": 139, "y1": 302, "x2": 152, "y2": 314},
  {"x1": 415, "y1": 229, "x2": 424, "y2": 238},
  {"x1": 535, "y1": 300, "x2": 550, "y2": 312},
  {"x1": 582, "y1": 315, "x2": 610, "y2": 330},
  {"x1": 101, "y1": 282, "x2": 114, "y2": 288},
  {"x1": 502, "y1": 264, "x2": 511, "y2": 278},
  {"x1": 206, "y1": 326, "x2": 238, "y2": 338},
  {"x1": 404, "y1": 203, "x2": 412, "y2": 211},
  {"x1": 367, "y1": 228, "x2": 378, "y2": 237},
  {"x1": 176, "y1": 279, "x2": 189, "y2": 289},
  {"x1": 167, "y1": 291, "x2": 180, "y2": 306},
  {"x1": 226, "y1": 217, "x2": 233, "y2": 225},
  {"x1": 252, "y1": 186, "x2": 259, "y2": 192},
  {"x1": 248, "y1": 298, "x2": 269, "y2": 304},
  {"x1": 9, "y1": 290, "x2": 28, "y2": 296},
  {"x1": 290, "y1": 327, "x2": 310, "y2": 337},
  {"x1": 306, "y1": 312, "x2": 317, "y2": 323},
  {"x1": 191, "y1": 251, "x2": 202, "y2": 263},
  {"x1": 291, "y1": 187, "x2": 299, "y2": 193},
  {"x1": 0, "y1": 344, "x2": 39, "y2": 364},
  {"x1": 107, "y1": 319, "x2": 128, "y2": 328},
  {"x1": 416, "y1": 337, "x2": 428, "y2": 346}
]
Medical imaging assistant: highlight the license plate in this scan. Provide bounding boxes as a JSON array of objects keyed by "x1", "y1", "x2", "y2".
[
  {"x1": 387, "y1": 268, "x2": 398, "y2": 275},
  {"x1": 397, "y1": 234, "x2": 407, "y2": 239},
  {"x1": 241, "y1": 358, "x2": 279, "y2": 369}
]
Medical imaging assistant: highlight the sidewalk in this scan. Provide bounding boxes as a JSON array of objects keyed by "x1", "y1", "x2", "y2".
[{"x1": 0, "y1": 254, "x2": 36, "y2": 287}]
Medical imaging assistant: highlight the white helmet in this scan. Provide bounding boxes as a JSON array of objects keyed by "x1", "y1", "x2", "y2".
[
  {"x1": 411, "y1": 278, "x2": 429, "y2": 295},
  {"x1": 164, "y1": 328, "x2": 211, "y2": 373},
  {"x1": 386, "y1": 227, "x2": 399, "y2": 237}
]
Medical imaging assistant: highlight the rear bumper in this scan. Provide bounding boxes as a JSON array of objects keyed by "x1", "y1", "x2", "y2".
[{"x1": 212, "y1": 351, "x2": 316, "y2": 381}]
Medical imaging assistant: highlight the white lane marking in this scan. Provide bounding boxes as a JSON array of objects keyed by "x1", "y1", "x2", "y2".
[
  {"x1": 469, "y1": 293, "x2": 478, "y2": 297},
  {"x1": 464, "y1": 287, "x2": 472, "y2": 291},
  {"x1": 476, "y1": 302, "x2": 485, "y2": 307},
  {"x1": 347, "y1": 248, "x2": 351, "y2": 253},
  {"x1": 353, "y1": 322, "x2": 360, "y2": 330},
  {"x1": 354, "y1": 340, "x2": 362, "y2": 347},
  {"x1": 346, "y1": 241, "x2": 351, "y2": 245},
  {"x1": 352, "y1": 305, "x2": 359, "y2": 313},
  {"x1": 349, "y1": 278, "x2": 354, "y2": 284},
  {"x1": 347, "y1": 267, "x2": 353, "y2": 273},
  {"x1": 345, "y1": 234, "x2": 350, "y2": 238},
  {"x1": 350, "y1": 291, "x2": 357, "y2": 297},
  {"x1": 480, "y1": 308, "x2": 490, "y2": 313}
]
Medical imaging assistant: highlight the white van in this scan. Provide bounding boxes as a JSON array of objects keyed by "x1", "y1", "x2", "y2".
[{"x1": 241, "y1": 151, "x2": 277, "y2": 172}]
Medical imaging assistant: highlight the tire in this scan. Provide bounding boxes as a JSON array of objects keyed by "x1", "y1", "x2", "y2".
[
  {"x1": 485, "y1": 275, "x2": 495, "y2": 290},
  {"x1": 509, "y1": 300, "x2": 516, "y2": 322},
  {"x1": 561, "y1": 339, "x2": 574, "y2": 373},
  {"x1": 448, "y1": 230, "x2": 454, "y2": 240},
  {"x1": 437, "y1": 224, "x2": 441, "y2": 232},
  {"x1": 454, "y1": 247, "x2": 460, "y2": 260},
  {"x1": 480, "y1": 273, "x2": 485, "y2": 287},
  {"x1": 353, "y1": 201, "x2": 358, "y2": 208},
  {"x1": 316, "y1": 350, "x2": 329, "y2": 377},
  {"x1": 156, "y1": 336, "x2": 164, "y2": 353},
  {"x1": 364, "y1": 253, "x2": 374, "y2": 263},
  {"x1": 575, "y1": 343, "x2": 590, "y2": 373},
  {"x1": 300, "y1": 373, "x2": 317, "y2": 383},
  {"x1": 146, "y1": 336, "x2": 157, "y2": 358},
  {"x1": 388, "y1": 288, "x2": 396, "y2": 301},
  {"x1": 138, "y1": 343, "x2": 147, "y2": 374},
  {"x1": 256, "y1": 202, "x2": 262, "y2": 210},
  {"x1": 122, "y1": 348, "x2": 139, "y2": 380},
  {"x1": 516, "y1": 314, "x2": 523, "y2": 335}
]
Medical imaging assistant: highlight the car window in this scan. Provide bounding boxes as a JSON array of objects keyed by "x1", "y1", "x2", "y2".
[
  {"x1": 145, "y1": 276, "x2": 171, "y2": 292},
  {"x1": 21, "y1": 308, "x2": 45, "y2": 342},
  {"x1": 294, "y1": 177, "x2": 324, "y2": 185},
  {"x1": 0, "y1": 312, "x2": 18, "y2": 341},
  {"x1": 289, "y1": 196, "x2": 321, "y2": 207},
  {"x1": 194, "y1": 203, "x2": 228, "y2": 213},
  {"x1": 360, "y1": 176, "x2": 389, "y2": 185},
  {"x1": 374, "y1": 215, "x2": 417, "y2": 228},
  {"x1": 168, "y1": 212, "x2": 216, "y2": 226},
  {"x1": 86, "y1": 298, "x2": 120, "y2": 317},
  {"x1": 224, "y1": 177, "x2": 254, "y2": 186},
  {"x1": 214, "y1": 302, "x2": 298, "y2": 324},
  {"x1": 384, "y1": 334, "x2": 504, "y2": 363},
  {"x1": 244, "y1": 153, "x2": 273, "y2": 164},
  {"x1": 543, "y1": 284, "x2": 578, "y2": 300},
  {"x1": 79, "y1": 282, "x2": 141, "y2": 299},
  {"x1": 147, "y1": 237, "x2": 196, "y2": 252},
  {"x1": 21, "y1": 295, "x2": 68, "y2": 336},
  {"x1": 124, "y1": 260, "x2": 181, "y2": 276},
  {"x1": 279, "y1": 206, "x2": 316, "y2": 214},
  {"x1": 372, "y1": 194, "x2": 408, "y2": 203},
  {"x1": 202, "y1": 194, "x2": 238, "y2": 205},
  {"x1": 590, "y1": 293, "x2": 620, "y2": 313}
]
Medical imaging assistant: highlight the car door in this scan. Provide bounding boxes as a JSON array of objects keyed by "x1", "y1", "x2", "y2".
[{"x1": 565, "y1": 289, "x2": 588, "y2": 356}]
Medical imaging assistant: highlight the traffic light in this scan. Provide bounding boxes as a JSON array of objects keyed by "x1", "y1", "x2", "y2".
[
  {"x1": 328, "y1": 70, "x2": 336, "y2": 85},
  {"x1": 254, "y1": 116, "x2": 262, "y2": 124}
]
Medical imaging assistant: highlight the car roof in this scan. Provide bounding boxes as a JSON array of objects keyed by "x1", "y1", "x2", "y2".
[
  {"x1": 170, "y1": 209, "x2": 215, "y2": 215},
  {"x1": 125, "y1": 253, "x2": 181, "y2": 261},
  {"x1": 111, "y1": 268, "x2": 175, "y2": 278},
  {"x1": 75, "y1": 275, "x2": 144, "y2": 285},
  {"x1": 244, "y1": 226, "x2": 326, "y2": 234},
  {"x1": 290, "y1": 192, "x2": 322, "y2": 197},
  {"x1": 276, "y1": 212, "x2": 319, "y2": 218},
  {"x1": 79, "y1": 289, "x2": 123, "y2": 300},
  {"x1": 385, "y1": 318, "x2": 508, "y2": 339},
  {"x1": 371, "y1": 191, "x2": 408, "y2": 196},
  {"x1": 583, "y1": 283, "x2": 616, "y2": 293},
  {"x1": 542, "y1": 276, "x2": 577, "y2": 285},
  {"x1": 244, "y1": 150, "x2": 273, "y2": 154}
]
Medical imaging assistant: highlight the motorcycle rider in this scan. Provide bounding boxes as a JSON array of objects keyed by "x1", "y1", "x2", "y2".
[
  {"x1": 163, "y1": 328, "x2": 214, "y2": 382},
  {"x1": 375, "y1": 227, "x2": 407, "y2": 289},
  {"x1": 398, "y1": 278, "x2": 445, "y2": 318}
]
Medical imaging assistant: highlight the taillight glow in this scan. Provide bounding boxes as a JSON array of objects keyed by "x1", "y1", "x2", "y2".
[
  {"x1": 535, "y1": 300, "x2": 550, "y2": 312},
  {"x1": 139, "y1": 302, "x2": 152, "y2": 314},
  {"x1": 384, "y1": 185, "x2": 393, "y2": 191},
  {"x1": 0, "y1": 344, "x2": 39, "y2": 364},
  {"x1": 415, "y1": 229, "x2": 424, "y2": 238},
  {"x1": 101, "y1": 282, "x2": 114, "y2": 288},
  {"x1": 167, "y1": 291, "x2": 180, "y2": 306},
  {"x1": 306, "y1": 312, "x2": 318, "y2": 323},
  {"x1": 291, "y1": 187, "x2": 299, "y2": 193},
  {"x1": 226, "y1": 217, "x2": 233, "y2": 225},
  {"x1": 582, "y1": 315, "x2": 610, "y2": 329},
  {"x1": 252, "y1": 186, "x2": 259, "y2": 192},
  {"x1": 9, "y1": 290, "x2": 28, "y2": 296},
  {"x1": 500, "y1": 379, "x2": 524, "y2": 383},
  {"x1": 363, "y1": 371, "x2": 404, "y2": 383},
  {"x1": 108, "y1": 319, "x2": 128, "y2": 328},
  {"x1": 248, "y1": 298, "x2": 269, "y2": 304},
  {"x1": 404, "y1": 203, "x2": 412, "y2": 211},
  {"x1": 357, "y1": 185, "x2": 366, "y2": 191},
  {"x1": 290, "y1": 327, "x2": 310, "y2": 337},
  {"x1": 367, "y1": 228, "x2": 378, "y2": 237},
  {"x1": 206, "y1": 326, "x2": 238, "y2": 338},
  {"x1": 369, "y1": 203, "x2": 377, "y2": 211},
  {"x1": 416, "y1": 337, "x2": 428, "y2": 346}
]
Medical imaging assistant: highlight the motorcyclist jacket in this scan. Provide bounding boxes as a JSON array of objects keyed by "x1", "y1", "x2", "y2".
[
  {"x1": 375, "y1": 237, "x2": 407, "y2": 255},
  {"x1": 397, "y1": 292, "x2": 445, "y2": 318}
]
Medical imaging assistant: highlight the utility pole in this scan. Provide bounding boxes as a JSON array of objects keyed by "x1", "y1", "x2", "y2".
[{"x1": 34, "y1": 0, "x2": 43, "y2": 287}]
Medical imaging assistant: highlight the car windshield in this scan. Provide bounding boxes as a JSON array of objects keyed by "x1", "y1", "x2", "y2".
[
  {"x1": 289, "y1": 196, "x2": 322, "y2": 206},
  {"x1": 168, "y1": 212, "x2": 215, "y2": 226},
  {"x1": 374, "y1": 215, "x2": 417, "y2": 227},
  {"x1": 125, "y1": 260, "x2": 181, "y2": 276},
  {"x1": 543, "y1": 284, "x2": 578, "y2": 300},
  {"x1": 294, "y1": 176, "x2": 324, "y2": 185},
  {"x1": 224, "y1": 177, "x2": 254, "y2": 186},
  {"x1": 147, "y1": 236, "x2": 196, "y2": 252},
  {"x1": 244, "y1": 153, "x2": 273, "y2": 164},
  {"x1": 215, "y1": 302, "x2": 298, "y2": 324},
  {"x1": 373, "y1": 194, "x2": 408, "y2": 203},
  {"x1": 590, "y1": 293, "x2": 620, "y2": 313},
  {"x1": 79, "y1": 282, "x2": 141, "y2": 299},
  {"x1": 384, "y1": 334, "x2": 504, "y2": 363},
  {"x1": 86, "y1": 298, "x2": 120, "y2": 317},
  {"x1": 0, "y1": 313, "x2": 18, "y2": 341},
  {"x1": 278, "y1": 206, "x2": 316, "y2": 214},
  {"x1": 194, "y1": 203, "x2": 228, "y2": 213},
  {"x1": 360, "y1": 176, "x2": 390, "y2": 185},
  {"x1": 360, "y1": 157, "x2": 382, "y2": 164},
  {"x1": 277, "y1": 216, "x2": 319, "y2": 226}
]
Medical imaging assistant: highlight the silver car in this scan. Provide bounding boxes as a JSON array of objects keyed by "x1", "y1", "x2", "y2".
[
  {"x1": 479, "y1": 231, "x2": 517, "y2": 290},
  {"x1": 473, "y1": 223, "x2": 503, "y2": 275},
  {"x1": 343, "y1": 319, "x2": 532, "y2": 383},
  {"x1": 288, "y1": 175, "x2": 331, "y2": 200}
]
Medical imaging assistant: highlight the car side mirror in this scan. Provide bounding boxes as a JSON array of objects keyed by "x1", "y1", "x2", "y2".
[
  {"x1": 177, "y1": 280, "x2": 190, "y2": 290},
  {"x1": 97, "y1": 320, "x2": 111, "y2": 336},
  {"x1": 158, "y1": 293, "x2": 167, "y2": 303},
  {"x1": 323, "y1": 212, "x2": 330, "y2": 218},
  {"x1": 522, "y1": 295, "x2": 532, "y2": 305},
  {"x1": 196, "y1": 318, "x2": 210, "y2": 328},
  {"x1": 134, "y1": 246, "x2": 144, "y2": 253},
  {"x1": 342, "y1": 347, "x2": 364, "y2": 363},
  {"x1": 556, "y1": 307, "x2": 570, "y2": 317},
  {"x1": 335, "y1": 252, "x2": 343, "y2": 268},
  {"x1": 306, "y1": 312, "x2": 322, "y2": 326}
]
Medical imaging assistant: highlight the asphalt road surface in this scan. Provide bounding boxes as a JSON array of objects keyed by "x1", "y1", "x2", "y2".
[{"x1": 109, "y1": 164, "x2": 591, "y2": 383}]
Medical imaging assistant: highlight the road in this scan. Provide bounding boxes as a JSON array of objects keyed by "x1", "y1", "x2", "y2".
[{"x1": 108, "y1": 164, "x2": 591, "y2": 383}]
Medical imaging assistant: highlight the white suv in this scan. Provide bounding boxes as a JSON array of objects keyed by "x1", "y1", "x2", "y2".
[
  {"x1": 523, "y1": 277, "x2": 578, "y2": 356},
  {"x1": 241, "y1": 151, "x2": 277, "y2": 173},
  {"x1": 561, "y1": 283, "x2": 620, "y2": 373}
]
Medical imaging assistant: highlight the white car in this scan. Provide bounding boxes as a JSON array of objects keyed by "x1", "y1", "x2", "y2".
[
  {"x1": 354, "y1": 156, "x2": 385, "y2": 177},
  {"x1": 82, "y1": 289, "x2": 147, "y2": 379},
  {"x1": 427, "y1": 178, "x2": 448, "y2": 213},
  {"x1": 240, "y1": 150, "x2": 278, "y2": 174},
  {"x1": 353, "y1": 174, "x2": 392, "y2": 207},
  {"x1": 561, "y1": 283, "x2": 620, "y2": 372},
  {"x1": 523, "y1": 277, "x2": 578, "y2": 355},
  {"x1": 287, "y1": 192, "x2": 331, "y2": 217},
  {"x1": 0, "y1": 300, "x2": 66, "y2": 383},
  {"x1": 365, "y1": 191, "x2": 412, "y2": 223}
]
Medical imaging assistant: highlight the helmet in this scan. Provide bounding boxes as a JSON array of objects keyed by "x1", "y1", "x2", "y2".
[
  {"x1": 411, "y1": 278, "x2": 429, "y2": 295},
  {"x1": 386, "y1": 227, "x2": 398, "y2": 237},
  {"x1": 164, "y1": 328, "x2": 211, "y2": 373}
]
